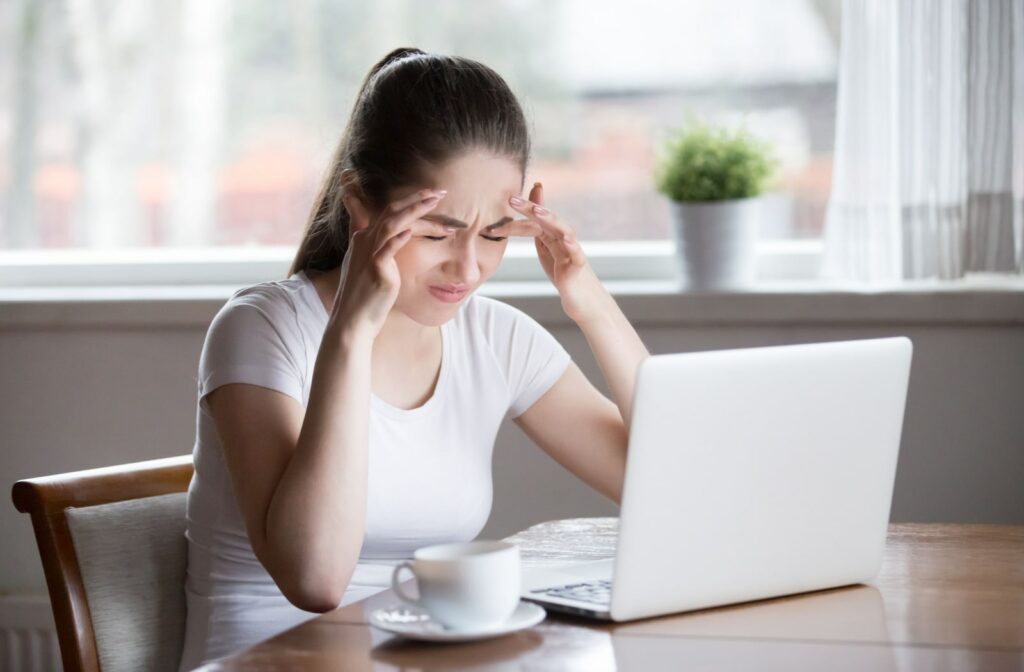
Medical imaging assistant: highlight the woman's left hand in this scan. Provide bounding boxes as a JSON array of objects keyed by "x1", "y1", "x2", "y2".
[{"x1": 506, "y1": 182, "x2": 612, "y2": 325}]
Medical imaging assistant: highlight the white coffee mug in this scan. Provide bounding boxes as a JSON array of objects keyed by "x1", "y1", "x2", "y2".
[{"x1": 391, "y1": 540, "x2": 521, "y2": 631}]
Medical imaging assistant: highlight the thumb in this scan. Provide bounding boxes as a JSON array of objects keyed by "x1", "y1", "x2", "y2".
[
  {"x1": 535, "y1": 236, "x2": 554, "y2": 271},
  {"x1": 529, "y1": 181, "x2": 544, "y2": 205}
]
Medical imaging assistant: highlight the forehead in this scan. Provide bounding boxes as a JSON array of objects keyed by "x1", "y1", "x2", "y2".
[
  {"x1": 427, "y1": 150, "x2": 523, "y2": 192},
  {"x1": 391, "y1": 150, "x2": 524, "y2": 203}
]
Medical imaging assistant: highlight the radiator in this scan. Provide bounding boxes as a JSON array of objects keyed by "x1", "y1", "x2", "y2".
[{"x1": 0, "y1": 595, "x2": 61, "y2": 672}]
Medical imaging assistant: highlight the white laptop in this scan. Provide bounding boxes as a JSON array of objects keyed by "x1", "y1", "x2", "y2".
[{"x1": 520, "y1": 337, "x2": 913, "y2": 622}]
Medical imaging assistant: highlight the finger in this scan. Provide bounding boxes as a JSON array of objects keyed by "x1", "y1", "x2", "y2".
[
  {"x1": 375, "y1": 191, "x2": 446, "y2": 246},
  {"x1": 529, "y1": 205, "x2": 575, "y2": 242},
  {"x1": 507, "y1": 197, "x2": 576, "y2": 243},
  {"x1": 493, "y1": 216, "x2": 572, "y2": 265},
  {"x1": 388, "y1": 187, "x2": 449, "y2": 216},
  {"x1": 535, "y1": 228, "x2": 564, "y2": 264},
  {"x1": 508, "y1": 196, "x2": 582, "y2": 266},
  {"x1": 534, "y1": 234, "x2": 555, "y2": 268},
  {"x1": 499, "y1": 211, "x2": 578, "y2": 269},
  {"x1": 359, "y1": 188, "x2": 444, "y2": 242},
  {"x1": 374, "y1": 227, "x2": 413, "y2": 260},
  {"x1": 524, "y1": 183, "x2": 560, "y2": 249},
  {"x1": 534, "y1": 237, "x2": 558, "y2": 276}
]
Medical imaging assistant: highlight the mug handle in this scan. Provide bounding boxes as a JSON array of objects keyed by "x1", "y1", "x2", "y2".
[{"x1": 391, "y1": 561, "x2": 421, "y2": 606}]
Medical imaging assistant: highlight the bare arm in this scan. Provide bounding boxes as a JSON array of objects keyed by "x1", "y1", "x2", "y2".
[
  {"x1": 574, "y1": 296, "x2": 650, "y2": 432},
  {"x1": 263, "y1": 323, "x2": 374, "y2": 608},
  {"x1": 209, "y1": 324, "x2": 373, "y2": 612},
  {"x1": 513, "y1": 296, "x2": 648, "y2": 506}
]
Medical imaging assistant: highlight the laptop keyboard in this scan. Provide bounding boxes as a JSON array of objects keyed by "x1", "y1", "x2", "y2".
[{"x1": 530, "y1": 579, "x2": 612, "y2": 605}]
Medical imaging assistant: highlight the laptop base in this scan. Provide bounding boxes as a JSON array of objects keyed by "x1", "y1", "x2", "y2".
[{"x1": 522, "y1": 594, "x2": 613, "y2": 620}]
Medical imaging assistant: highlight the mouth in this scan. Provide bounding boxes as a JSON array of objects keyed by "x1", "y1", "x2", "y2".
[{"x1": 429, "y1": 285, "x2": 468, "y2": 303}]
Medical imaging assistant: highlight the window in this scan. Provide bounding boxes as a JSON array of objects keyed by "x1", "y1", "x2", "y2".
[{"x1": 0, "y1": 0, "x2": 838, "y2": 284}]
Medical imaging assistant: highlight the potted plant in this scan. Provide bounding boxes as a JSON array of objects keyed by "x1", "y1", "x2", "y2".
[{"x1": 654, "y1": 121, "x2": 777, "y2": 290}]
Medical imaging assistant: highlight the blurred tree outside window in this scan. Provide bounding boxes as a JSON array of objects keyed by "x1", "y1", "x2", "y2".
[{"x1": 0, "y1": 0, "x2": 839, "y2": 252}]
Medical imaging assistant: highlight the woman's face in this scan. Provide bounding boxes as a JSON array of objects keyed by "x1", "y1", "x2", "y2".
[{"x1": 387, "y1": 150, "x2": 523, "y2": 326}]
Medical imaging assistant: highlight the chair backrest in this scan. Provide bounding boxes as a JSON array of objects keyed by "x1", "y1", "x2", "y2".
[{"x1": 11, "y1": 455, "x2": 194, "y2": 672}]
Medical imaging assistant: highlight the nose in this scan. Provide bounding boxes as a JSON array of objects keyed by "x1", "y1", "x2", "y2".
[{"x1": 442, "y1": 238, "x2": 481, "y2": 286}]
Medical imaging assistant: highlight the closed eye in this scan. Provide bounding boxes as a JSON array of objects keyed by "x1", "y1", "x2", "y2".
[{"x1": 423, "y1": 235, "x2": 507, "y2": 242}]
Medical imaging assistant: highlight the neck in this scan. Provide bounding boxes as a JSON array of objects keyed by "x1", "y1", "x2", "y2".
[{"x1": 375, "y1": 307, "x2": 436, "y2": 353}]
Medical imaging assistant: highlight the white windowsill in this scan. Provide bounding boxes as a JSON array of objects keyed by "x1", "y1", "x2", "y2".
[
  {"x1": 2, "y1": 277, "x2": 1022, "y2": 329},
  {"x1": 1, "y1": 242, "x2": 1021, "y2": 327}
]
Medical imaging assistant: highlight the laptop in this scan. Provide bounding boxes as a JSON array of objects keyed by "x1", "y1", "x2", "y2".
[{"x1": 520, "y1": 337, "x2": 913, "y2": 622}]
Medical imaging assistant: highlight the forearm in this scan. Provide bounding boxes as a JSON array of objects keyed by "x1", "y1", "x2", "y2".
[
  {"x1": 264, "y1": 321, "x2": 372, "y2": 610},
  {"x1": 576, "y1": 293, "x2": 650, "y2": 431}
]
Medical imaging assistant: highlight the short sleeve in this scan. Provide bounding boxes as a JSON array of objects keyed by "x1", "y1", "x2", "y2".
[
  {"x1": 197, "y1": 292, "x2": 304, "y2": 411},
  {"x1": 472, "y1": 296, "x2": 572, "y2": 420}
]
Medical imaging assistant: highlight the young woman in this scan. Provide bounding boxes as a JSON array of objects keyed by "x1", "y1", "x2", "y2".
[{"x1": 178, "y1": 47, "x2": 649, "y2": 670}]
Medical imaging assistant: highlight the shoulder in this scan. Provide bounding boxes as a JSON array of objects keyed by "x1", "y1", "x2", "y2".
[
  {"x1": 205, "y1": 278, "x2": 308, "y2": 350},
  {"x1": 198, "y1": 278, "x2": 310, "y2": 402},
  {"x1": 224, "y1": 277, "x2": 304, "y2": 320},
  {"x1": 460, "y1": 293, "x2": 562, "y2": 357},
  {"x1": 460, "y1": 295, "x2": 570, "y2": 419}
]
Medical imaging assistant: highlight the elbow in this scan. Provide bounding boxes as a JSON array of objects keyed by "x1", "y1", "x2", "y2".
[
  {"x1": 255, "y1": 532, "x2": 360, "y2": 613},
  {"x1": 265, "y1": 555, "x2": 352, "y2": 613},
  {"x1": 292, "y1": 594, "x2": 342, "y2": 614},
  {"x1": 281, "y1": 575, "x2": 347, "y2": 613}
]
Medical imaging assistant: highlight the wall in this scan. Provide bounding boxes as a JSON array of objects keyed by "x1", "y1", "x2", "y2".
[{"x1": 2, "y1": 285, "x2": 1023, "y2": 596}]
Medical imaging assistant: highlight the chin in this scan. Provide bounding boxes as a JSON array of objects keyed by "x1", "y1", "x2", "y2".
[{"x1": 397, "y1": 292, "x2": 471, "y2": 326}]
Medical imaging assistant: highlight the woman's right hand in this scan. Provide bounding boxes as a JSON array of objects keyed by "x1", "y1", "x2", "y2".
[{"x1": 330, "y1": 187, "x2": 447, "y2": 340}]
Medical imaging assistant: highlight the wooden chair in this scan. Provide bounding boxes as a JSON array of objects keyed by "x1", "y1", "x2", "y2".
[{"x1": 11, "y1": 455, "x2": 194, "y2": 672}]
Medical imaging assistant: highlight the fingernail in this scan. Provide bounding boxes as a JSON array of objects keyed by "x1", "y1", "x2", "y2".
[
  {"x1": 434, "y1": 189, "x2": 447, "y2": 196},
  {"x1": 533, "y1": 205, "x2": 548, "y2": 215},
  {"x1": 509, "y1": 196, "x2": 525, "y2": 206}
]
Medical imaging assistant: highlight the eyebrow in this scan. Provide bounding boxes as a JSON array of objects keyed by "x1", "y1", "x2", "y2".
[{"x1": 421, "y1": 214, "x2": 514, "y2": 232}]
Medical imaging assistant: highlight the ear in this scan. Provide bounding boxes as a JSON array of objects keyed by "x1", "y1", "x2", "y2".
[{"x1": 340, "y1": 168, "x2": 370, "y2": 236}]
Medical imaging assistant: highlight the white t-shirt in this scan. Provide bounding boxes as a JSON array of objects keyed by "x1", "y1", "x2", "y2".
[{"x1": 177, "y1": 271, "x2": 571, "y2": 670}]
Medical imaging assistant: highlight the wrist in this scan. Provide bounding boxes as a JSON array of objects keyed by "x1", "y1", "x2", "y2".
[
  {"x1": 570, "y1": 292, "x2": 619, "y2": 330},
  {"x1": 326, "y1": 318, "x2": 375, "y2": 352}
]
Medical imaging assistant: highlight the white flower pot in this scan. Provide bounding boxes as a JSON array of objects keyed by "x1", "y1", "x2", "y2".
[{"x1": 669, "y1": 196, "x2": 762, "y2": 290}]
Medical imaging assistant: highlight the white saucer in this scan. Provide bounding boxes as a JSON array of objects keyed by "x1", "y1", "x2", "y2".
[{"x1": 368, "y1": 600, "x2": 546, "y2": 642}]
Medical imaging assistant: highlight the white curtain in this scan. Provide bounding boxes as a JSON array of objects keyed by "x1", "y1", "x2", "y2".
[{"x1": 823, "y1": 0, "x2": 1024, "y2": 282}]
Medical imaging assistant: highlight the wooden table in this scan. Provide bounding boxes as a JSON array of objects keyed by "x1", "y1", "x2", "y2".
[{"x1": 200, "y1": 520, "x2": 1024, "y2": 670}]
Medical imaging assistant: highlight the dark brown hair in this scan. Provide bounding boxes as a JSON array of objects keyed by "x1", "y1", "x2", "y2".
[{"x1": 287, "y1": 48, "x2": 531, "y2": 277}]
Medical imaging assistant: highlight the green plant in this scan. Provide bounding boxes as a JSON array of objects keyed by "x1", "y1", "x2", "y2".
[{"x1": 654, "y1": 121, "x2": 777, "y2": 202}]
